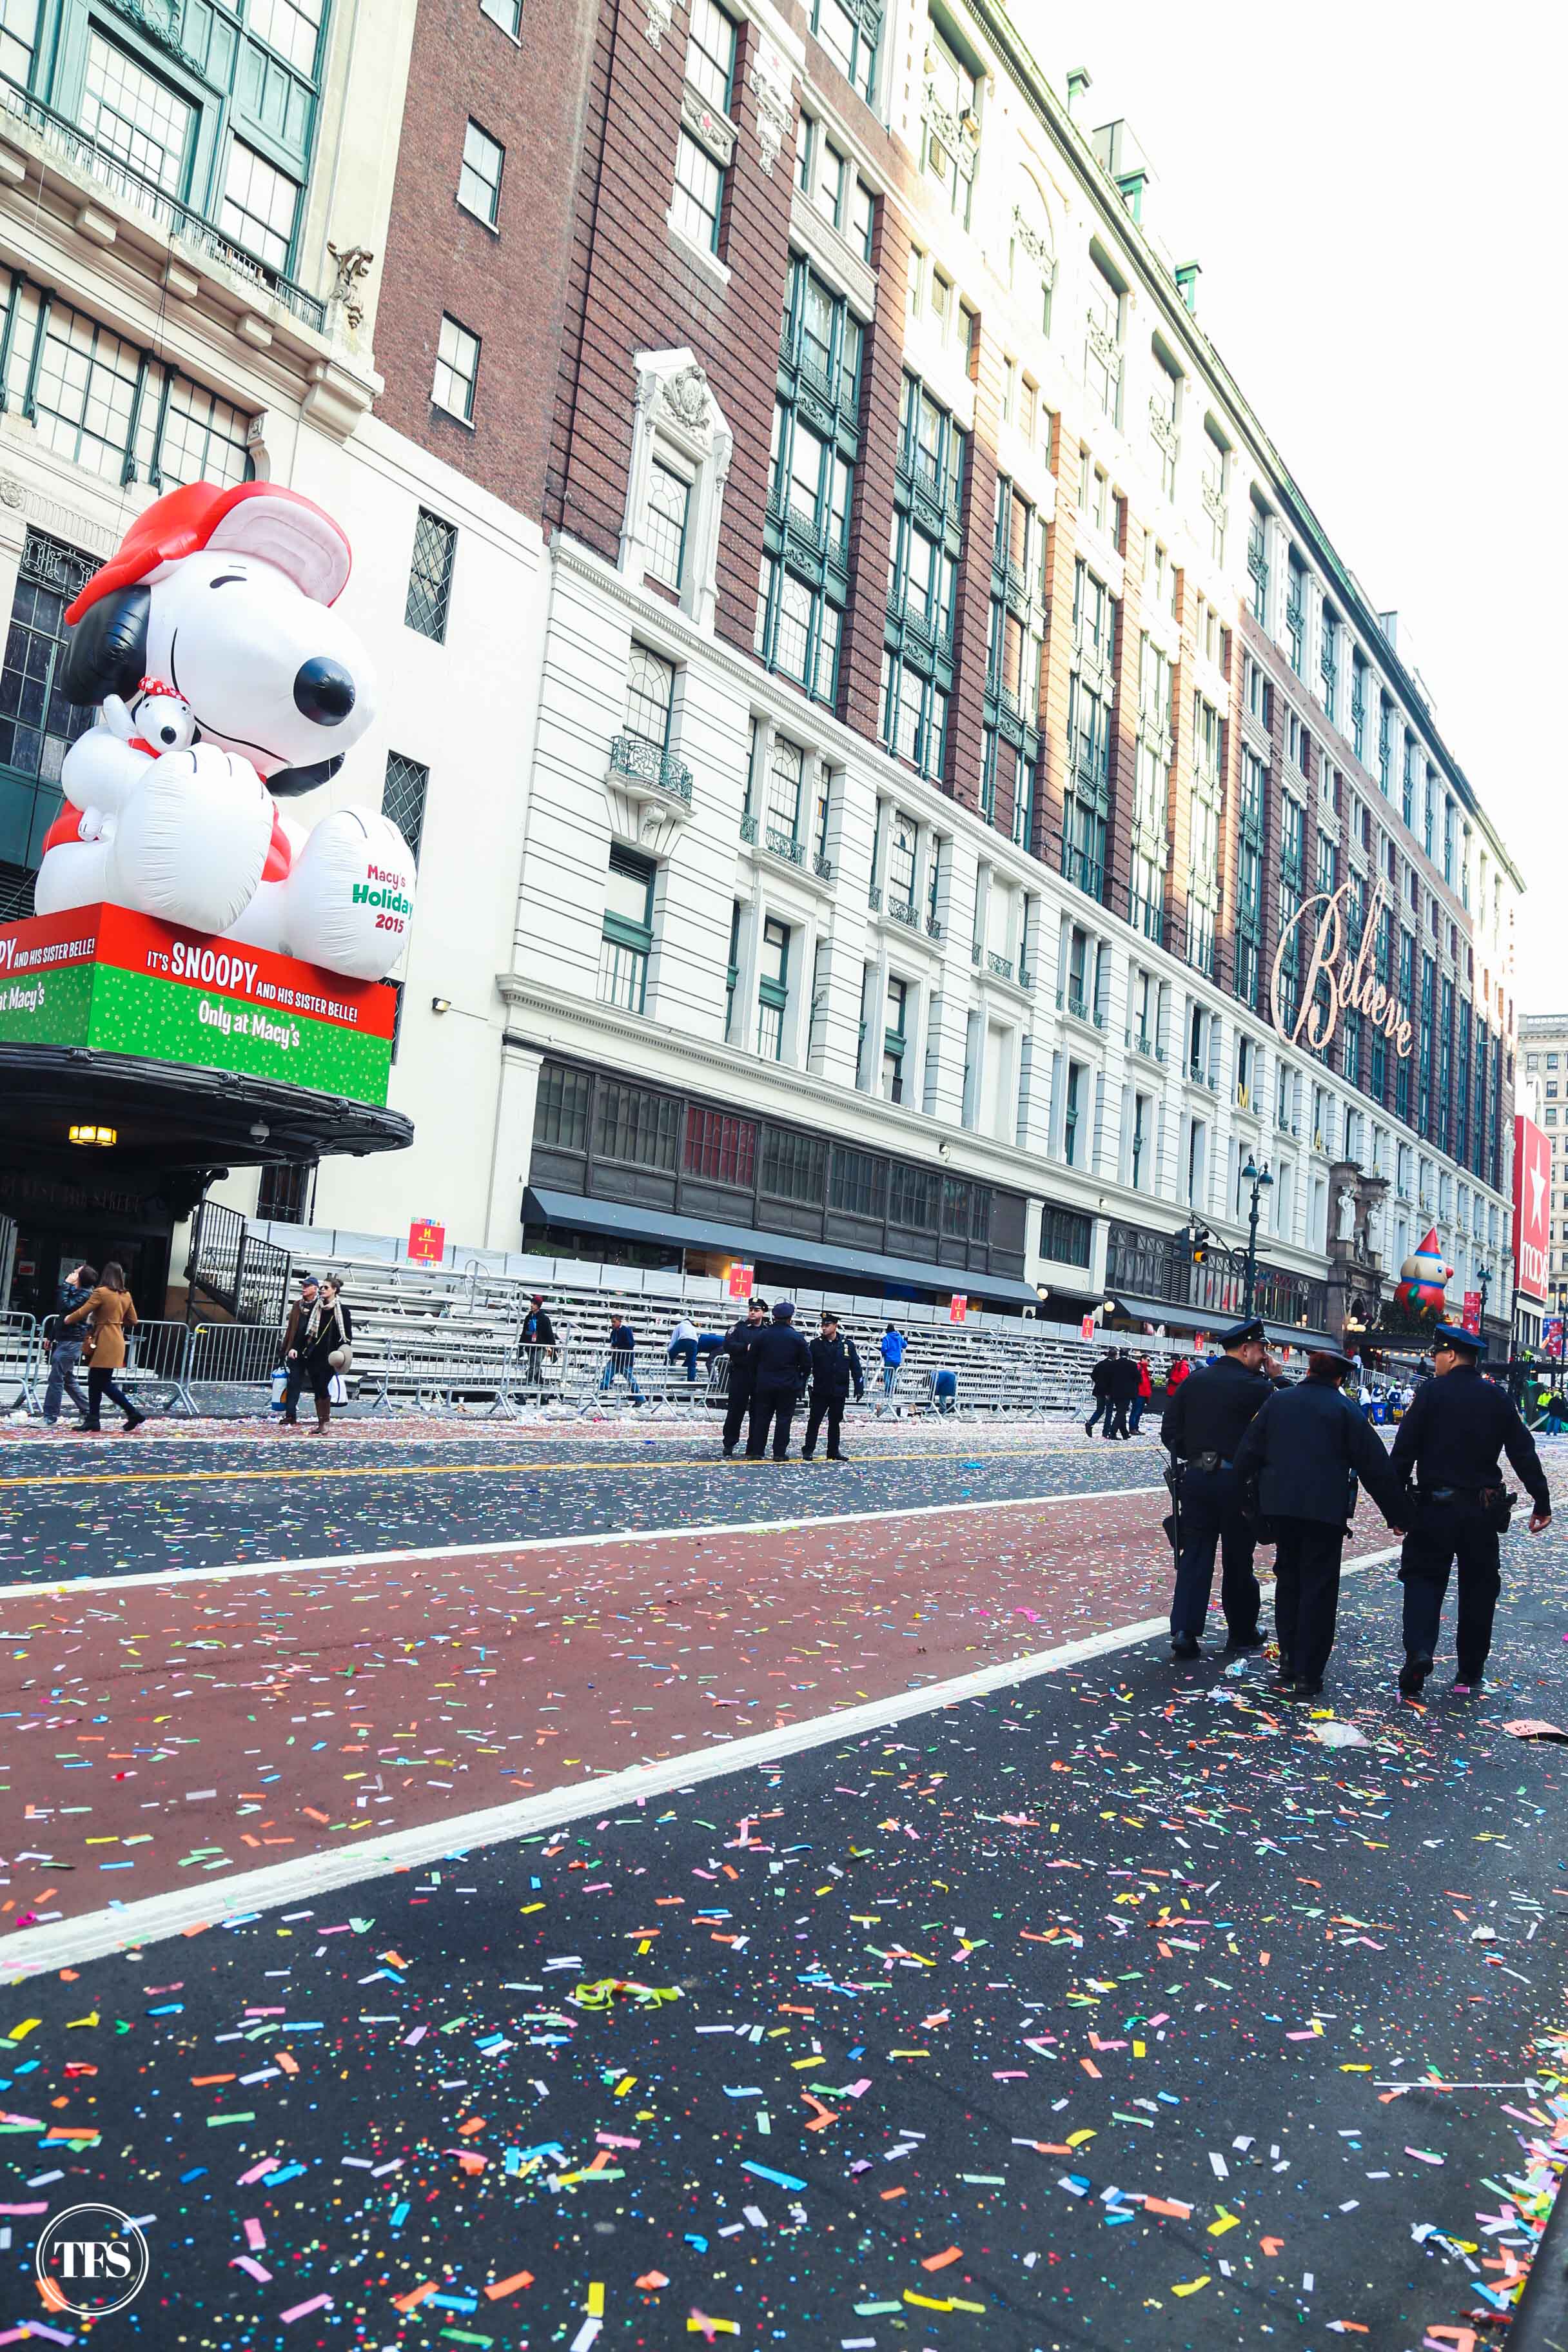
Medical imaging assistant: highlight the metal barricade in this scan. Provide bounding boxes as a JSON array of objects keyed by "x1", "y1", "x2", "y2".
[
  {"x1": 186, "y1": 1322, "x2": 283, "y2": 1414},
  {"x1": 118, "y1": 1320, "x2": 199, "y2": 1416},
  {"x1": 0, "y1": 1311, "x2": 40, "y2": 1413}
]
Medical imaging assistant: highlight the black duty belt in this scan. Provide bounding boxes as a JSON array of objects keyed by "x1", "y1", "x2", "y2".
[{"x1": 1185, "y1": 1450, "x2": 1230, "y2": 1473}]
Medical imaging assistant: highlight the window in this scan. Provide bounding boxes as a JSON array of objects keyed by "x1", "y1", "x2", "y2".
[
  {"x1": 0, "y1": 532, "x2": 97, "y2": 908},
  {"x1": 1150, "y1": 348, "x2": 1179, "y2": 499},
  {"x1": 811, "y1": 0, "x2": 877, "y2": 102},
  {"x1": 1200, "y1": 418, "x2": 1228, "y2": 565},
  {"x1": 596, "y1": 1078, "x2": 680, "y2": 1168},
  {"x1": 685, "y1": 1105, "x2": 756, "y2": 1188},
  {"x1": 433, "y1": 315, "x2": 480, "y2": 420},
  {"x1": 883, "y1": 976, "x2": 908, "y2": 1102},
  {"x1": 643, "y1": 458, "x2": 691, "y2": 594},
  {"x1": 480, "y1": 0, "x2": 522, "y2": 31},
  {"x1": 850, "y1": 177, "x2": 875, "y2": 260},
  {"x1": 685, "y1": 0, "x2": 737, "y2": 109},
  {"x1": 257, "y1": 1161, "x2": 314, "y2": 1225},
  {"x1": 29, "y1": 304, "x2": 141, "y2": 483},
  {"x1": 888, "y1": 811, "x2": 917, "y2": 909},
  {"x1": 923, "y1": 20, "x2": 979, "y2": 226},
  {"x1": 382, "y1": 752, "x2": 429, "y2": 866},
  {"x1": 881, "y1": 658, "x2": 947, "y2": 782},
  {"x1": 1012, "y1": 753, "x2": 1035, "y2": 850},
  {"x1": 599, "y1": 847, "x2": 656, "y2": 1014},
  {"x1": 1286, "y1": 553, "x2": 1306, "y2": 677},
  {"x1": 80, "y1": 33, "x2": 193, "y2": 195},
  {"x1": 764, "y1": 734, "x2": 805, "y2": 848},
  {"x1": 1320, "y1": 607, "x2": 1338, "y2": 726},
  {"x1": 535, "y1": 1064, "x2": 591, "y2": 1152},
  {"x1": 1063, "y1": 1061, "x2": 1084, "y2": 1166},
  {"x1": 458, "y1": 121, "x2": 505, "y2": 224},
  {"x1": 1040, "y1": 1203, "x2": 1093, "y2": 1266},
  {"x1": 761, "y1": 261, "x2": 860, "y2": 707},
  {"x1": 757, "y1": 916, "x2": 790, "y2": 1059},
  {"x1": 1084, "y1": 251, "x2": 1124, "y2": 424},
  {"x1": 625, "y1": 646, "x2": 676, "y2": 750},
  {"x1": 1245, "y1": 658, "x2": 1271, "y2": 733},
  {"x1": 156, "y1": 377, "x2": 251, "y2": 489},
  {"x1": 889, "y1": 1162, "x2": 937, "y2": 1230},
  {"x1": 1064, "y1": 560, "x2": 1114, "y2": 901},
  {"x1": 1011, "y1": 182, "x2": 1055, "y2": 336},
  {"x1": 673, "y1": 131, "x2": 725, "y2": 253},
  {"x1": 221, "y1": 141, "x2": 300, "y2": 274},
  {"x1": 1248, "y1": 504, "x2": 1269, "y2": 624},
  {"x1": 761, "y1": 1126, "x2": 827, "y2": 1202},
  {"x1": 404, "y1": 508, "x2": 457, "y2": 642},
  {"x1": 830, "y1": 1144, "x2": 887, "y2": 1219}
]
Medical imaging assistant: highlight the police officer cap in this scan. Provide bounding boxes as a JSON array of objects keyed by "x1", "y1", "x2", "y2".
[
  {"x1": 1218, "y1": 1318, "x2": 1266, "y2": 1349},
  {"x1": 1431, "y1": 1320, "x2": 1483, "y2": 1356}
]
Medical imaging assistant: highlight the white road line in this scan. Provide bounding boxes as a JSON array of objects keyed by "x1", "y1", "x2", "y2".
[
  {"x1": 0, "y1": 1481, "x2": 1164, "y2": 1605},
  {"x1": 0, "y1": 1544, "x2": 1400, "y2": 1982}
]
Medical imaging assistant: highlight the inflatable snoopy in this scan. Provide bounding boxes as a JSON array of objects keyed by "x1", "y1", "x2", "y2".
[{"x1": 33, "y1": 479, "x2": 416, "y2": 981}]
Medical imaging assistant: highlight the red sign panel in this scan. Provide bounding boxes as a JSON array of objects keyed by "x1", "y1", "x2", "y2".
[
  {"x1": 1513, "y1": 1112, "x2": 1550, "y2": 1304},
  {"x1": 949, "y1": 1294, "x2": 968, "y2": 1323},
  {"x1": 726, "y1": 1262, "x2": 755, "y2": 1301},
  {"x1": 1462, "y1": 1289, "x2": 1482, "y2": 1333},
  {"x1": 407, "y1": 1219, "x2": 446, "y2": 1265},
  {"x1": 1079, "y1": 1314, "x2": 1095, "y2": 1341}
]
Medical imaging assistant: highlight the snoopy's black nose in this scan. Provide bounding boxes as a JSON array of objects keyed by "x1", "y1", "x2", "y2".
[
  {"x1": 293, "y1": 657, "x2": 356, "y2": 726},
  {"x1": 159, "y1": 725, "x2": 179, "y2": 745}
]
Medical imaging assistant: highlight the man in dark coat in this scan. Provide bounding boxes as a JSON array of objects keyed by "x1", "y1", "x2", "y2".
[
  {"x1": 1387, "y1": 1321, "x2": 1551, "y2": 1697},
  {"x1": 1084, "y1": 1349, "x2": 1115, "y2": 1435},
  {"x1": 745, "y1": 1300, "x2": 812, "y2": 1461},
  {"x1": 520, "y1": 1295, "x2": 557, "y2": 1390},
  {"x1": 1104, "y1": 1350, "x2": 1140, "y2": 1440},
  {"x1": 1160, "y1": 1317, "x2": 1274, "y2": 1659},
  {"x1": 1233, "y1": 1349, "x2": 1407, "y2": 1696},
  {"x1": 801, "y1": 1310, "x2": 865, "y2": 1461},
  {"x1": 42, "y1": 1262, "x2": 96, "y2": 1426},
  {"x1": 277, "y1": 1271, "x2": 319, "y2": 1428},
  {"x1": 720, "y1": 1297, "x2": 767, "y2": 1457}
]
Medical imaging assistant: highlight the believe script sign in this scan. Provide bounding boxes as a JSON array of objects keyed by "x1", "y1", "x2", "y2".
[{"x1": 1270, "y1": 880, "x2": 1415, "y2": 1058}]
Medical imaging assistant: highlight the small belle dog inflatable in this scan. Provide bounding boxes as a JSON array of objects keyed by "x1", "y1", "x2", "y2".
[{"x1": 33, "y1": 479, "x2": 416, "y2": 982}]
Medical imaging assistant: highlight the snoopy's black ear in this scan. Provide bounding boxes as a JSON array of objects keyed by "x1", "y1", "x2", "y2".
[{"x1": 60, "y1": 586, "x2": 150, "y2": 708}]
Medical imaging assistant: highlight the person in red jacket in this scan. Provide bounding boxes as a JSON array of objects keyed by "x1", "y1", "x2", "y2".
[{"x1": 1129, "y1": 1355, "x2": 1155, "y2": 1434}]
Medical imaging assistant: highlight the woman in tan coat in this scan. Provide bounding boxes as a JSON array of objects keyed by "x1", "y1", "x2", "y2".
[{"x1": 64, "y1": 1261, "x2": 146, "y2": 1433}]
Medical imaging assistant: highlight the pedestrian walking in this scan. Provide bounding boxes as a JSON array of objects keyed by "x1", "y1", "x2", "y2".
[
  {"x1": 289, "y1": 1272, "x2": 353, "y2": 1433},
  {"x1": 1166, "y1": 1354, "x2": 1193, "y2": 1397},
  {"x1": 720, "y1": 1297, "x2": 767, "y2": 1456},
  {"x1": 1232, "y1": 1349, "x2": 1407, "y2": 1697},
  {"x1": 1159, "y1": 1317, "x2": 1273, "y2": 1660},
  {"x1": 1084, "y1": 1347, "x2": 1114, "y2": 1434},
  {"x1": 1128, "y1": 1355, "x2": 1154, "y2": 1435},
  {"x1": 600, "y1": 1315, "x2": 642, "y2": 1402},
  {"x1": 1387, "y1": 1322, "x2": 1551, "y2": 1698},
  {"x1": 745, "y1": 1299, "x2": 812, "y2": 1460},
  {"x1": 801, "y1": 1310, "x2": 865, "y2": 1460},
  {"x1": 1547, "y1": 1389, "x2": 1568, "y2": 1438},
  {"x1": 277, "y1": 1271, "x2": 320, "y2": 1427},
  {"x1": 877, "y1": 1322, "x2": 906, "y2": 1414},
  {"x1": 41, "y1": 1262, "x2": 95, "y2": 1426},
  {"x1": 1104, "y1": 1349, "x2": 1139, "y2": 1440},
  {"x1": 63, "y1": 1261, "x2": 145, "y2": 1433},
  {"x1": 520, "y1": 1295, "x2": 557, "y2": 1390}
]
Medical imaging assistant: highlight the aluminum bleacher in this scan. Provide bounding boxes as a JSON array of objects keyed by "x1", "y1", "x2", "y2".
[{"x1": 246, "y1": 1219, "x2": 1198, "y2": 1422}]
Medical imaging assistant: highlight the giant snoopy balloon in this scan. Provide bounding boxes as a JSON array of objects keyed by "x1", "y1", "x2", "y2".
[{"x1": 32, "y1": 480, "x2": 415, "y2": 982}]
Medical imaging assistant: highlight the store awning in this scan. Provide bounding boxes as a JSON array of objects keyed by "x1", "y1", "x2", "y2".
[
  {"x1": 1107, "y1": 1293, "x2": 1336, "y2": 1353},
  {"x1": 523, "y1": 1188, "x2": 1041, "y2": 1308}
]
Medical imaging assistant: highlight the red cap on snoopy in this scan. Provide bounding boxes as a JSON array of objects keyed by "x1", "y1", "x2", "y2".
[{"x1": 65, "y1": 480, "x2": 352, "y2": 625}]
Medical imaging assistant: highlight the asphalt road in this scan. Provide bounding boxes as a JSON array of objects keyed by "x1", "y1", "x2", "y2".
[
  {"x1": 3, "y1": 1534, "x2": 1565, "y2": 2348},
  {"x1": 0, "y1": 1422, "x2": 1167, "y2": 1583}
]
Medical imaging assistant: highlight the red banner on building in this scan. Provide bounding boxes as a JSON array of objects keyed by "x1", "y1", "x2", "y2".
[{"x1": 1513, "y1": 1112, "x2": 1550, "y2": 1304}]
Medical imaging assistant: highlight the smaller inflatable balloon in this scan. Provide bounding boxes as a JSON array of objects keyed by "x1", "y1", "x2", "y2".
[{"x1": 1393, "y1": 1225, "x2": 1451, "y2": 1323}]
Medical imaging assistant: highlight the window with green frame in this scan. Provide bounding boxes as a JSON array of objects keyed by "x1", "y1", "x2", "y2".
[
  {"x1": 599, "y1": 845, "x2": 656, "y2": 1014},
  {"x1": 881, "y1": 654, "x2": 946, "y2": 783},
  {"x1": 886, "y1": 370, "x2": 962, "y2": 776},
  {"x1": 756, "y1": 916, "x2": 790, "y2": 1059},
  {"x1": 759, "y1": 259, "x2": 860, "y2": 710},
  {"x1": 10, "y1": 0, "x2": 328, "y2": 308},
  {"x1": 0, "y1": 529, "x2": 97, "y2": 912},
  {"x1": 0, "y1": 275, "x2": 252, "y2": 491},
  {"x1": 810, "y1": 0, "x2": 879, "y2": 102}
]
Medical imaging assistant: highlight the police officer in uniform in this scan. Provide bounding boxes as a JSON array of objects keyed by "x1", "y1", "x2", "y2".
[
  {"x1": 1232, "y1": 1349, "x2": 1407, "y2": 1696},
  {"x1": 1160, "y1": 1317, "x2": 1273, "y2": 1660},
  {"x1": 719, "y1": 1297, "x2": 767, "y2": 1458},
  {"x1": 1387, "y1": 1322, "x2": 1551, "y2": 1698}
]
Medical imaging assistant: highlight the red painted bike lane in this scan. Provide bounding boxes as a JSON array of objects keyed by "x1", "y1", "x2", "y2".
[{"x1": 0, "y1": 1487, "x2": 1393, "y2": 1926}]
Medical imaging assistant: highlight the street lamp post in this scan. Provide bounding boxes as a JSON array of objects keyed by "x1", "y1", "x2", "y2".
[{"x1": 1240, "y1": 1156, "x2": 1275, "y2": 1322}]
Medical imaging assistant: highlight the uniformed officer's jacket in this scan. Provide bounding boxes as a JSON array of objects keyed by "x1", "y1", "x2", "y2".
[
  {"x1": 1160, "y1": 1353, "x2": 1271, "y2": 1464},
  {"x1": 1388, "y1": 1368, "x2": 1550, "y2": 1515},
  {"x1": 1232, "y1": 1378, "x2": 1404, "y2": 1527},
  {"x1": 808, "y1": 1333, "x2": 865, "y2": 1400},
  {"x1": 721, "y1": 1317, "x2": 762, "y2": 1399},
  {"x1": 750, "y1": 1320, "x2": 813, "y2": 1395}
]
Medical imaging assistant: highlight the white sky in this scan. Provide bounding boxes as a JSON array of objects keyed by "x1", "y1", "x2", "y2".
[{"x1": 1028, "y1": 0, "x2": 1568, "y2": 1012}]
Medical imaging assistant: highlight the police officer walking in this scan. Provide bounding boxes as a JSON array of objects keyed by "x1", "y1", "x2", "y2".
[
  {"x1": 1232, "y1": 1349, "x2": 1407, "y2": 1696},
  {"x1": 720, "y1": 1296, "x2": 767, "y2": 1458},
  {"x1": 1387, "y1": 1321, "x2": 1551, "y2": 1698},
  {"x1": 1160, "y1": 1317, "x2": 1273, "y2": 1660}
]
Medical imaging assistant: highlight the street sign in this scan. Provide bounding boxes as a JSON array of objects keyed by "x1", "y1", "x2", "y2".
[{"x1": 407, "y1": 1219, "x2": 445, "y2": 1264}]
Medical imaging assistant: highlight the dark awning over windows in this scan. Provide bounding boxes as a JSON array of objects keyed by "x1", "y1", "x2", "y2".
[{"x1": 524, "y1": 1188, "x2": 1041, "y2": 1308}]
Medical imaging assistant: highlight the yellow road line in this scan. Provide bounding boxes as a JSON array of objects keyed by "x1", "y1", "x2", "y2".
[{"x1": 0, "y1": 1444, "x2": 1084, "y2": 1494}]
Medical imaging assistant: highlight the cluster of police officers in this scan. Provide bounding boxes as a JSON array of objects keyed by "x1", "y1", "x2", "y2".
[
  {"x1": 1161, "y1": 1316, "x2": 1551, "y2": 1698},
  {"x1": 717, "y1": 1296, "x2": 865, "y2": 1462}
]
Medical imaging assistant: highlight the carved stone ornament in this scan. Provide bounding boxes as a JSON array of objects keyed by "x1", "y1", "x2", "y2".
[
  {"x1": 662, "y1": 363, "x2": 712, "y2": 433},
  {"x1": 644, "y1": 0, "x2": 675, "y2": 46},
  {"x1": 1010, "y1": 204, "x2": 1055, "y2": 283},
  {"x1": 681, "y1": 82, "x2": 736, "y2": 165},
  {"x1": 749, "y1": 40, "x2": 796, "y2": 176},
  {"x1": 0, "y1": 474, "x2": 24, "y2": 510},
  {"x1": 326, "y1": 242, "x2": 375, "y2": 332}
]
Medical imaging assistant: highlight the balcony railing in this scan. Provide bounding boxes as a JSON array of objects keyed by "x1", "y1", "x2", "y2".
[
  {"x1": 609, "y1": 735, "x2": 694, "y2": 804},
  {"x1": 925, "y1": 914, "x2": 943, "y2": 941},
  {"x1": 1, "y1": 83, "x2": 328, "y2": 329},
  {"x1": 986, "y1": 950, "x2": 1014, "y2": 981},
  {"x1": 867, "y1": 883, "x2": 881, "y2": 910},
  {"x1": 887, "y1": 896, "x2": 919, "y2": 931},
  {"x1": 812, "y1": 851, "x2": 834, "y2": 881},
  {"x1": 766, "y1": 826, "x2": 804, "y2": 866}
]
